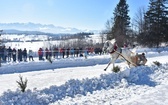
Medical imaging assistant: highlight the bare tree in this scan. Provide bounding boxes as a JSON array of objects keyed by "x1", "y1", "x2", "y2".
[
  {"x1": 105, "y1": 19, "x2": 113, "y2": 31},
  {"x1": 100, "y1": 30, "x2": 107, "y2": 47},
  {"x1": 133, "y1": 6, "x2": 146, "y2": 34}
]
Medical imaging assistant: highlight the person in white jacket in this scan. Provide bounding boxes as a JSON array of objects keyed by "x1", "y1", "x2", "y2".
[
  {"x1": 28, "y1": 49, "x2": 34, "y2": 61},
  {"x1": 84, "y1": 48, "x2": 88, "y2": 59}
]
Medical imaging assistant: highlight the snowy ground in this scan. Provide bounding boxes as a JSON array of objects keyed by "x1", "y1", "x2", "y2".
[{"x1": 0, "y1": 47, "x2": 168, "y2": 105}]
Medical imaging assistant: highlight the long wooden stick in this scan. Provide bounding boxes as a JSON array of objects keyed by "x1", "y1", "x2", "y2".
[{"x1": 114, "y1": 50, "x2": 137, "y2": 67}]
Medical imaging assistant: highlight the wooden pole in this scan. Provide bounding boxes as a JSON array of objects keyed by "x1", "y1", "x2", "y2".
[{"x1": 114, "y1": 50, "x2": 137, "y2": 67}]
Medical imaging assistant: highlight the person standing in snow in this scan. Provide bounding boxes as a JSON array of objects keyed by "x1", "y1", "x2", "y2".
[
  {"x1": 7, "y1": 46, "x2": 12, "y2": 61},
  {"x1": 3, "y1": 46, "x2": 8, "y2": 62},
  {"x1": 0, "y1": 46, "x2": 4, "y2": 62},
  {"x1": 84, "y1": 48, "x2": 88, "y2": 59},
  {"x1": 28, "y1": 49, "x2": 34, "y2": 61},
  {"x1": 12, "y1": 48, "x2": 17, "y2": 62},
  {"x1": 53, "y1": 47, "x2": 59, "y2": 59},
  {"x1": 38, "y1": 48, "x2": 44, "y2": 60},
  {"x1": 45, "y1": 48, "x2": 49, "y2": 60},
  {"x1": 70, "y1": 47, "x2": 74, "y2": 57},
  {"x1": 18, "y1": 49, "x2": 22, "y2": 62},
  {"x1": 22, "y1": 48, "x2": 27, "y2": 62},
  {"x1": 66, "y1": 48, "x2": 70, "y2": 58},
  {"x1": 61, "y1": 47, "x2": 65, "y2": 58},
  {"x1": 47, "y1": 48, "x2": 52, "y2": 63}
]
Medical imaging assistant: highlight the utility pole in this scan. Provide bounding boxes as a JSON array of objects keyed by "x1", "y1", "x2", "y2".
[{"x1": 0, "y1": 30, "x2": 3, "y2": 67}]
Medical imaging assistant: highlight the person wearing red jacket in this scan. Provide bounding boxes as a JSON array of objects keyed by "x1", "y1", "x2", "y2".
[{"x1": 38, "y1": 48, "x2": 44, "y2": 60}]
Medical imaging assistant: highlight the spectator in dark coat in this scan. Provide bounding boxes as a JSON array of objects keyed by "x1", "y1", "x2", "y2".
[
  {"x1": 66, "y1": 48, "x2": 70, "y2": 58},
  {"x1": 22, "y1": 48, "x2": 27, "y2": 62},
  {"x1": 12, "y1": 48, "x2": 17, "y2": 62},
  {"x1": 76, "y1": 48, "x2": 79, "y2": 57},
  {"x1": 0, "y1": 46, "x2": 4, "y2": 61},
  {"x1": 45, "y1": 48, "x2": 49, "y2": 59},
  {"x1": 53, "y1": 47, "x2": 59, "y2": 59},
  {"x1": 3, "y1": 46, "x2": 8, "y2": 62},
  {"x1": 55, "y1": 47, "x2": 59, "y2": 58},
  {"x1": 18, "y1": 49, "x2": 22, "y2": 62},
  {"x1": 60, "y1": 48, "x2": 65, "y2": 58},
  {"x1": 7, "y1": 47, "x2": 12, "y2": 61}
]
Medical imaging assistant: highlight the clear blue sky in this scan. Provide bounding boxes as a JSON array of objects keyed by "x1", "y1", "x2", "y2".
[{"x1": 0, "y1": 0, "x2": 149, "y2": 30}]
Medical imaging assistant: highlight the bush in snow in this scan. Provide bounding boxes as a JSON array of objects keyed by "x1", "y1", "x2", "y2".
[
  {"x1": 16, "y1": 75, "x2": 28, "y2": 92},
  {"x1": 112, "y1": 66, "x2": 120, "y2": 73},
  {"x1": 153, "y1": 61, "x2": 161, "y2": 66}
]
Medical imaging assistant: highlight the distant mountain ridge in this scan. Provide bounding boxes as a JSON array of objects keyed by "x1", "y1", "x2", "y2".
[
  {"x1": 1, "y1": 29, "x2": 49, "y2": 35},
  {"x1": 0, "y1": 22, "x2": 99, "y2": 34}
]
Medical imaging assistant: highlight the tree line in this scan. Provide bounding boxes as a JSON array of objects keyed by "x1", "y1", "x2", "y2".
[{"x1": 104, "y1": 0, "x2": 168, "y2": 47}]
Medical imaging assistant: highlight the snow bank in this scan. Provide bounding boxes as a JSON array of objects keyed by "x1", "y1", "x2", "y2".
[
  {"x1": 1, "y1": 64, "x2": 167, "y2": 105},
  {"x1": 0, "y1": 56, "x2": 110, "y2": 74}
]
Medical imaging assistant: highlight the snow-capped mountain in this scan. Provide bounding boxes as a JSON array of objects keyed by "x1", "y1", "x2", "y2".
[{"x1": 0, "y1": 22, "x2": 99, "y2": 34}]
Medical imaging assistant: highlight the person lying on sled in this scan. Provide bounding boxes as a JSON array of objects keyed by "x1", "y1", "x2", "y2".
[
  {"x1": 131, "y1": 52, "x2": 147, "y2": 66},
  {"x1": 137, "y1": 53, "x2": 147, "y2": 66}
]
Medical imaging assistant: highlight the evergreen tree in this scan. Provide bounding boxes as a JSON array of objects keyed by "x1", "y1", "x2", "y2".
[
  {"x1": 107, "y1": 0, "x2": 130, "y2": 47},
  {"x1": 142, "y1": 0, "x2": 168, "y2": 47}
]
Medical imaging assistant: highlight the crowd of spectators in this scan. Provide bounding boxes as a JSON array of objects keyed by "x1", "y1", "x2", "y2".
[
  {"x1": 37, "y1": 47, "x2": 103, "y2": 60},
  {"x1": 0, "y1": 46, "x2": 103, "y2": 63},
  {"x1": 0, "y1": 46, "x2": 31, "y2": 62}
]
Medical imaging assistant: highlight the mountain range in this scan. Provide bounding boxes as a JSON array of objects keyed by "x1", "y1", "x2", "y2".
[{"x1": 0, "y1": 22, "x2": 99, "y2": 34}]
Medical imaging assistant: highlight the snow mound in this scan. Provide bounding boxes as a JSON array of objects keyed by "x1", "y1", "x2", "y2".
[{"x1": 1, "y1": 64, "x2": 167, "y2": 105}]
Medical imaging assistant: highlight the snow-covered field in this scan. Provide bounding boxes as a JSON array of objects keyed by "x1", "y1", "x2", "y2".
[{"x1": 0, "y1": 47, "x2": 168, "y2": 105}]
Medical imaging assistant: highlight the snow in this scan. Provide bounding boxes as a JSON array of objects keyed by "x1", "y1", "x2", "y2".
[{"x1": 0, "y1": 47, "x2": 168, "y2": 105}]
